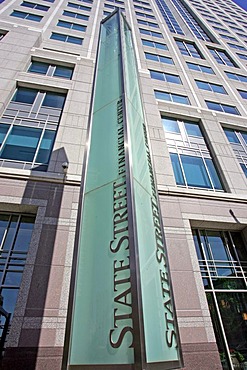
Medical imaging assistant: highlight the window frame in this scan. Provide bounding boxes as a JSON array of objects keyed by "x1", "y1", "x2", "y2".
[
  {"x1": 208, "y1": 47, "x2": 238, "y2": 67},
  {"x1": 0, "y1": 87, "x2": 66, "y2": 170},
  {"x1": 176, "y1": 40, "x2": 204, "y2": 59},
  {"x1": 206, "y1": 101, "x2": 240, "y2": 115},
  {"x1": 195, "y1": 80, "x2": 227, "y2": 94},
  {"x1": 142, "y1": 39, "x2": 168, "y2": 50},
  {"x1": 162, "y1": 117, "x2": 223, "y2": 191},
  {"x1": 150, "y1": 70, "x2": 181, "y2": 84},
  {"x1": 187, "y1": 62, "x2": 215, "y2": 74},
  {"x1": 28, "y1": 60, "x2": 74, "y2": 79},
  {"x1": 10, "y1": 10, "x2": 43, "y2": 22},
  {"x1": 20, "y1": 1, "x2": 49, "y2": 11},
  {"x1": 154, "y1": 90, "x2": 190, "y2": 105},
  {"x1": 50, "y1": 32, "x2": 83, "y2": 44}
]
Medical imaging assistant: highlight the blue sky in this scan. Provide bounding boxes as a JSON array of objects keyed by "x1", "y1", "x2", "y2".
[{"x1": 232, "y1": 0, "x2": 247, "y2": 11}]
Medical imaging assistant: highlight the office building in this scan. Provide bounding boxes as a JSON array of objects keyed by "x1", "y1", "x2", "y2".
[{"x1": 0, "y1": 0, "x2": 246, "y2": 369}]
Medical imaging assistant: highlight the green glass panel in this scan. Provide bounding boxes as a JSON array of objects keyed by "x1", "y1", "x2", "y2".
[
  {"x1": 69, "y1": 12, "x2": 134, "y2": 366},
  {"x1": 85, "y1": 102, "x2": 119, "y2": 193},
  {"x1": 69, "y1": 11, "x2": 181, "y2": 368},
  {"x1": 121, "y1": 15, "x2": 180, "y2": 364},
  {"x1": 70, "y1": 184, "x2": 133, "y2": 364}
]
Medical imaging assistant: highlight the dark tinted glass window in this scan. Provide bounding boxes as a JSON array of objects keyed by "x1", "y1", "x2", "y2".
[
  {"x1": 42, "y1": 92, "x2": 66, "y2": 108},
  {"x1": 12, "y1": 88, "x2": 37, "y2": 104}
]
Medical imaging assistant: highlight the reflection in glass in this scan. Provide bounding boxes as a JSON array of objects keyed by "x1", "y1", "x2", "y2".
[
  {"x1": 207, "y1": 293, "x2": 231, "y2": 370},
  {"x1": 217, "y1": 292, "x2": 247, "y2": 364},
  {"x1": 1, "y1": 288, "x2": 19, "y2": 315},
  {"x1": 0, "y1": 213, "x2": 35, "y2": 338},
  {"x1": 162, "y1": 118, "x2": 180, "y2": 133},
  {"x1": 181, "y1": 155, "x2": 211, "y2": 188},
  {"x1": 193, "y1": 229, "x2": 247, "y2": 369}
]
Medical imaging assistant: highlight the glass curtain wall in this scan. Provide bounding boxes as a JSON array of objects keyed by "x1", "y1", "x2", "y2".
[
  {"x1": 0, "y1": 213, "x2": 35, "y2": 348},
  {"x1": 193, "y1": 229, "x2": 247, "y2": 370}
]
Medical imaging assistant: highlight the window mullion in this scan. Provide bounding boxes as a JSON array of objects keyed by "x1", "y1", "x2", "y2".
[
  {"x1": 0, "y1": 125, "x2": 12, "y2": 157},
  {"x1": 238, "y1": 132, "x2": 247, "y2": 156},
  {"x1": 47, "y1": 65, "x2": 55, "y2": 77},
  {"x1": 198, "y1": 229, "x2": 213, "y2": 288},
  {"x1": 3, "y1": 215, "x2": 21, "y2": 287},
  {"x1": 217, "y1": 50, "x2": 225, "y2": 65},
  {"x1": 211, "y1": 291, "x2": 235, "y2": 370},
  {"x1": 228, "y1": 232, "x2": 247, "y2": 288},
  {"x1": 177, "y1": 150, "x2": 187, "y2": 186},
  {"x1": 205, "y1": 231, "x2": 216, "y2": 275},
  {"x1": 0, "y1": 215, "x2": 12, "y2": 288},
  {"x1": 201, "y1": 151, "x2": 215, "y2": 190},
  {"x1": 32, "y1": 128, "x2": 46, "y2": 167},
  {"x1": 28, "y1": 91, "x2": 40, "y2": 116}
]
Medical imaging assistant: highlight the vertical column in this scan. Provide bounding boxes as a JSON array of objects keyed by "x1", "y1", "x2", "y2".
[{"x1": 68, "y1": 11, "x2": 134, "y2": 368}]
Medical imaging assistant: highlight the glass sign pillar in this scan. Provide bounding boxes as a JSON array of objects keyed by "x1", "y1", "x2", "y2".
[{"x1": 66, "y1": 10, "x2": 183, "y2": 370}]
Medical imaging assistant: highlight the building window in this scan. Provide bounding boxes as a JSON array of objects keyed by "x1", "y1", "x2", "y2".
[
  {"x1": 50, "y1": 32, "x2": 83, "y2": 44},
  {"x1": 134, "y1": 0, "x2": 150, "y2": 5},
  {"x1": 237, "y1": 53, "x2": 247, "y2": 61},
  {"x1": 213, "y1": 26, "x2": 230, "y2": 33},
  {"x1": 155, "y1": 90, "x2": 190, "y2": 105},
  {"x1": 142, "y1": 39, "x2": 168, "y2": 50},
  {"x1": 28, "y1": 61, "x2": 74, "y2": 79},
  {"x1": 0, "y1": 213, "x2": 35, "y2": 342},
  {"x1": 169, "y1": 0, "x2": 212, "y2": 41},
  {"x1": 0, "y1": 31, "x2": 7, "y2": 41},
  {"x1": 10, "y1": 10, "x2": 43, "y2": 22},
  {"x1": 223, "y1": 19, "x2": 237, "y2": 26},
  {"x1": 150, "y1": 70, "x2": 181, "y2": 83},
  {"x1": 67, "y1": 2, "x2": 91, "y2": 12},
  {"x1": 176, "y1": 40, "x2": 203, "y2": 58},
  {"x1": 224, "y1": 127, "x2": 247, "y2": 177},
  {"x1": 230, "y1": 26, "x2": 243, "y2": 32},
  {"x1": 154, "y1": 0, "x2": 184, "y2": 35},
  {"x1": 43, "y1": 0, "x2": 55, "y2": 2},
  {"x1": 135, "y1": 11, "x2": 155, "y2": 19},
  {"x1": 106, "y1": 0, "x2": 124, "y2": 4},
  {"x1": 206, "y1": 101, "x2": 240, "y2": 115},
  {"x1": 162, "y1": 117, "x2": 223, "y2": 190},
  {"x1": 134, "y1": 4, "x2": 152, "y2": 12},
  {"x1": 137, "y1": 19, "x2": 159, "y2": 28},
  {"x1": 206, "y1": 18, "x2": 219, "y2": 24},
  {"x1": 0, "y1": 87, "x2": 66, "y2": 171},
  {"x1": 62, "y1": 10, "x2": 89, "y2": 21},
  {"x1": 57, "y1": 20, "x2": 86, "y2": 32},
  {"x1": 193, "y1": 229, "x2": 247, "y2": 369},
  {"x1": 196, "y1": 80, "x2": 227, "y2": 94},
  {"x1": 220, "y1": 34, "x2": 237, "y2": 41},
  {"x1": 104, "y1": 3, "x2": 124, "y2": 10},
  {"x1": 228, "y1": 43, "x2": 246, "y2": 51},
  {"x1": 145, "y1": 52, "x2": 174, "y2": 65},
  {"x1": 238, "y1": 90, "x2": 247, "y2": 99},
  {"x1": 139, "y1": 29, "x2": 163, "y2": 38},
  {"x1": 225, "y1": 71, "x2": 247, "y2": 82},
  {"x1": 236, "y1": 33, "x2": 247, "y2": 40},
  {"x1": 20, "y1": 1, "x2": 49, "y2": 11},
  {"x1": 208, "y1": 48, "x2": 237, "y2": 67},
  {"x1": 187, "y1": 62, "x2": 214, "y2": 74}
]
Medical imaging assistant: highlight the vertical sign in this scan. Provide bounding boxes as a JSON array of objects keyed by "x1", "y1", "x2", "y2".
[
  {"x1": 120, "y1": 16, "x2": 181, "y2": 367},
  {"x1": 68, "y1": 13, "x2": 134, "y2": 368},
  {"x1": 67, "y1": 10, "x2": 182, "y2": 370}
]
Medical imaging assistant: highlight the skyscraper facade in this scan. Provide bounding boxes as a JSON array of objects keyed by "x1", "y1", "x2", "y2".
[{"x1": 0, "y1": 0, "x2": 246, "y2": 369}]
